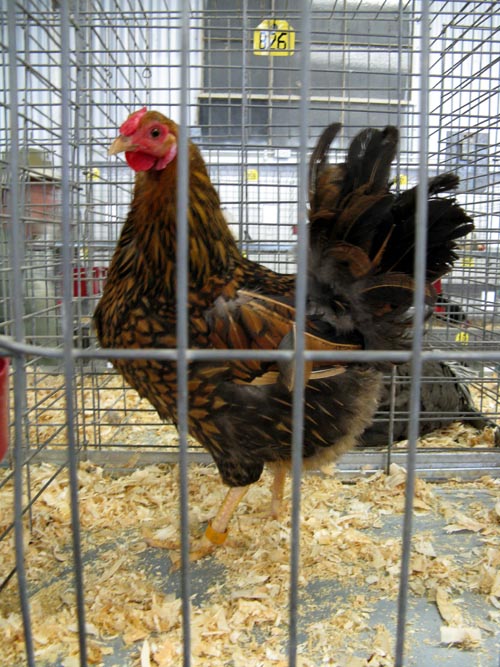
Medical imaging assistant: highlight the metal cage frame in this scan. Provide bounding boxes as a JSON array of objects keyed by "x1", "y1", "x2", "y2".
[{"x1": 1, "y1": 1, "x2": 500, "y2": 666}]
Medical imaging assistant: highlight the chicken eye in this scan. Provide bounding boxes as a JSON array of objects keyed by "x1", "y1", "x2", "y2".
[{"x1": 150, "y1": 127, "x2": 161, "y2": 138}]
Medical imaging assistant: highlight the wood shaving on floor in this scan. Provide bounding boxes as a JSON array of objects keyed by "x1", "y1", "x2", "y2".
[{"x1": 1, "y1": 461, "x2": 499, "y2": 666}]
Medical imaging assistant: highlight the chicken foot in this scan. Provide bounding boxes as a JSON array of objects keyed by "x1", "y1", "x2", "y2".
[
  {"x1": 183, "y1": 485, "x2": 249, "y2": 562},
  {"x1": 195, "y1": 465, "x2": 287, "y2": 558},
  {"x1": 144, "y1": 485, "x2": 249, "y2": 564},
  {"x1": 145, "y1": 465, "x2": 287, "y2": 564}
]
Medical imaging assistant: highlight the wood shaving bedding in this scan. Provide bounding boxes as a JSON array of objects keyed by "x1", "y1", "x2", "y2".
[
  {"x1": 0, "y1": 369, "x2": 497, "y2": 666},
  {"x1": 1, "y1": 461, "x2": 499, "y2": 666}
]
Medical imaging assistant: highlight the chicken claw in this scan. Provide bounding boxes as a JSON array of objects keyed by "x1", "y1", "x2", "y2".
[
  {"x1": 143, "y1": 486, "x2": 249, "y2": 567},
  {"x1": 143, "y1": 529, "x2": 216, "y2": 569}
]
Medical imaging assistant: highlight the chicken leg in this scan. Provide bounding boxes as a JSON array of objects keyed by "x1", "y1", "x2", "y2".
[
  {"x1": 145, "y1": 485, "x2": 249, "y2": 564},
  {"x1": 196, "y1": 466, "x2": 287, "y2": 558},
  {"x1": 146, "y1": 466, "x2": 286, "y2": 563},
  {"x1": 183, "y1": 485, "x2": 249, "y2": 562},
  {"x1": 270, "y1": 463, "x2": 287, "y2": 519}
]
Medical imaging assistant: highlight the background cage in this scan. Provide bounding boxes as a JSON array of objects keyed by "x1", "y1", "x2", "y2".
[{"x1": 1, "y1": 1, "x2": 499, "y2": 666}]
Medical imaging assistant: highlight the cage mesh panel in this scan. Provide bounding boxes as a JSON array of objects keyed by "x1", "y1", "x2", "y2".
[
  {"x1": 0, "y1": 1, "x2": 497, "y2": 460},
  {"x1": 1, "y1": 1, "x2": 500, "y2": 665}
]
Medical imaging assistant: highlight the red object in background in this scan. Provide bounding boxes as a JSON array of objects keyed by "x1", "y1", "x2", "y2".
[
  {"x1": 73, "y1": 266, "x2": 108, "y2": 298},
  {"x1": 433, "y1": 279, "x2": 445, "y2": 313},
  {"x1": 0, "y1": 357, "x2": 9, "y2": 462}
]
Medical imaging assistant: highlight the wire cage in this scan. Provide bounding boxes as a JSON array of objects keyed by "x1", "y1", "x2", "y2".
[{"x1": 1, "y1": 1, "x2": 499, "y2": 665}]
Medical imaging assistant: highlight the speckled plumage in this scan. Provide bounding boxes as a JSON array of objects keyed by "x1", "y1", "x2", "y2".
[{"x1": 94, "y1": 113, "x2": 474, "y2": 491}]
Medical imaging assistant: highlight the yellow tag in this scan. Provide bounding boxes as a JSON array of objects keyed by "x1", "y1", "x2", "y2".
[
  {"x1": 398, "y1": 173, "x2": 408, "y2": 186},
  {"x1": 461, "y1": 256, "x2": 474, "y2": 268},
  {"x1": 253, "y1": 20, "x2": 295, "y2": 56},
  {"x1": 455, "y1": 331, "x2": 469, "y2": 344},
  {"x1": 246, "y1": 168, "x2": 259, "y2": 182}
]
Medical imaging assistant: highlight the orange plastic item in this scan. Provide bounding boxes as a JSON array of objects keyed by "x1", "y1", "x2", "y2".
[{"x1": 205, "y1": 521, "x2": 228, "y2": 546}]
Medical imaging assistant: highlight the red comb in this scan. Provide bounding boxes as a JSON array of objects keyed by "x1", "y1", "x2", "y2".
[{"x1": 119, "y1": 107, "x2": 148, "y2": 136}]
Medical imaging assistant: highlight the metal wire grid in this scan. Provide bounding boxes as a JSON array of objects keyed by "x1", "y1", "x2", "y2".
[{"x1": 1, "y1": 1, "x2": 500, "y2": 665}]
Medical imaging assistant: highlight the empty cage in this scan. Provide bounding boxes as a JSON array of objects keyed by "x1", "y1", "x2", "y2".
[{"x1": 1, "y1": 1, "x2": 499, "y2": 666}]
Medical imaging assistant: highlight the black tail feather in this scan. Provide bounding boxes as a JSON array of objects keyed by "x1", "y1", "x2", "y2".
[
  {"x1": 307, "y1": 123, "x2": 474, "y2": 351},
  {"x1": 308, "y1": 122, "x2": 342, "y2": 212},
  {"x1": 343, "y1": 126, "x2": 398, "y2": 196}
]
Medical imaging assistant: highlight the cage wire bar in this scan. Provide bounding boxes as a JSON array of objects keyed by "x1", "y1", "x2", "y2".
[
  {"x1": 1, "y1": 0, "x2": 500, "y2": 666},
  {"x1": 59, "y1": 2, "x2": 88, "y2": 665},
  {"x1": 176, "y1": 2, "x2": 193, "y2": 663},
  {"x1": 288, "y1": 6, "x2": 311, "y2": 667},
  {"x1": 395, "y1": 2, "x2": 430, "y2": 662},
  {"x1": 6, "y1": 3, "x2": 35, "y2": 666}
]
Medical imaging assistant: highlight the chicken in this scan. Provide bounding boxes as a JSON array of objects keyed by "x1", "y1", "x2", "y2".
[
  {"x1": 359, "y1": 360, "x2": 499, "y2": 446},
  {"x1": 94, "y1": 108, "x2": 474, "y2": 559}
]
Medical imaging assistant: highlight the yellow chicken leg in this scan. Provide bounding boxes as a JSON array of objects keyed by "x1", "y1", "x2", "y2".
[
  {"x1": 189, "y1": 485, "x2": 249, "y2": 561},
  {"x1": 145, "y1": 485, "x2": 249, "y2": 565},
  {"x1": 270, "y1": 463, "x2": 287, "y2": 519}
]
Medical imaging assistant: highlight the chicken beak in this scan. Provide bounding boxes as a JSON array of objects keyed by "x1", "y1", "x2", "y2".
[{"x1": 108, "y1": 135, "x2": 135, "y2": 156}]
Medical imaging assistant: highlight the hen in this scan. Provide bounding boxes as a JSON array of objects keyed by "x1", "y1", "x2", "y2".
[
  {"x1": 94, "y1": 108, "x2": 473, "y2": 559},
  {"x1": 360, "y1": 360, "x2": 499, "y2": 446}
]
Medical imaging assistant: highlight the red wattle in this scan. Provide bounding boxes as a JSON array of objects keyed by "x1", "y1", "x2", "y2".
[{"x1": 125, "y1": 151, "x2": 157, "y2": 172}]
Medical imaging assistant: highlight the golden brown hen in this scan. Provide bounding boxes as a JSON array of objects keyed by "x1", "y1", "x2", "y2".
[{"x1": 94, "y1": 108, "x2": 473, "y2": 559}]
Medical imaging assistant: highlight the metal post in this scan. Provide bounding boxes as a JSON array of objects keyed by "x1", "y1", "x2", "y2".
[
  {"x1": 7, "y1": 2, "x2": 35, "y2": 663},
  {"x1": 177, "y1": 3, "x2": 192, "y2": 666},
  {"x1": 395, "y1": 1, "x2": 430, "y2": 664},
  {"x1": 59, "y1": 3, "x2": 88, "y2": 666},
  {"x1": 289, "y1": 3, "x2": 311, "y2": 665}
]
